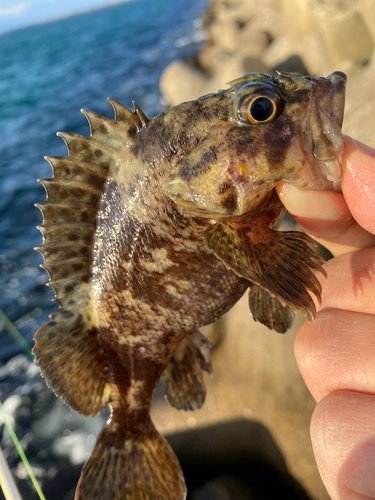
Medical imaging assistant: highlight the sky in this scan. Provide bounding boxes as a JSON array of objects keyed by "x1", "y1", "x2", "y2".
[{"x1": 0, "y1": 0, "x2": 132, "y2": 33}]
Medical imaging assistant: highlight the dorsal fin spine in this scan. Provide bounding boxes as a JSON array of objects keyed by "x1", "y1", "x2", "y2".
[
  {"x1": 44, "y1": 156, "x2": 108, "y2": 182},
  {"x1": 132, "y1": 101, "x2": 149, "y2": 127},
  {"x1": 107, "y1": 98, "x2": 149, "y2": 135},
  {"x1": 39, "y1": 178, "x2": 103, "y2": 193},
  {"x1": 56, "y1": 132, "x2": 118, "y2": 170},
  {"x1": 80, "y1": 109, "x2": 135, "y2": 147},
  {"x1": 107, "y1": 97, "x2": 140, "y2": 131}
]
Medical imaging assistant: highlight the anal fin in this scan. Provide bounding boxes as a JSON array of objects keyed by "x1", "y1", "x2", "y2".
[
  {"x1": 163, "y1": 330, "x2": 212, "y2": 411},
  {"x1": 248, "y1": 284, "x2": 294, "y2": 334}
]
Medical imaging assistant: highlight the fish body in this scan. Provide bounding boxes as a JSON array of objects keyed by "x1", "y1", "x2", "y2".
[{"x1": 34, "y1": 71, "x2": 346, "y2": 499}]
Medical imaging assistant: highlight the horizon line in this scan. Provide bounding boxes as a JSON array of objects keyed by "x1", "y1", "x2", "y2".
[{"x1": 0, "y1": 0, "x2": 136, "y2": 37}]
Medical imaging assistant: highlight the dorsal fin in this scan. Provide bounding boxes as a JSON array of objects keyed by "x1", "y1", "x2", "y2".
[
  {"x1": 107, "y1": 98, "x2": 144, "y2": 135},
  {"x1": 34, "y1": 100, "x2": 149, "y2": 416},
  {"x1": 81, "y1": 109, "x2": 136, "y2": 148}
]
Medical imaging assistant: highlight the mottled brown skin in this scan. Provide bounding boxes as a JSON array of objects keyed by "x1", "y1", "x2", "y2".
[
  {"x1": 93, "y1": 176, "x2": 248, "y2": 417},
  {"x1": 34, "y1": 71, "x2": 347, "y2": 500}
]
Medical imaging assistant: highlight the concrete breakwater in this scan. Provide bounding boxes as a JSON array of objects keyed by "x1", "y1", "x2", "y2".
[{"x1": 161, "y1": 0, "x2": 375, "y2": 147}]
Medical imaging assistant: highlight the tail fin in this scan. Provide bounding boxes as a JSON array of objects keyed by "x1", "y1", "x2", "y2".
[{"x1": 75, "y1": 418, "x2": 186, "y2": 500}]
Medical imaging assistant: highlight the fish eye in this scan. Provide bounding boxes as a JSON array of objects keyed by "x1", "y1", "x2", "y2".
[
  {"x1": 233, "y1": 83, "x2": 284, "y2": 126},
  {"x1": 238, "y1": 94, "x2": 278, "y2": 124},
  {"x1": 246, "y1": 96, "x2": 276, "y2": 123}
]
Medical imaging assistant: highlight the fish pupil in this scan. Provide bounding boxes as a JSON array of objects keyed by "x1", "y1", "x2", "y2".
[{"x1": 250, "y1": 97, "x2": 274, "y2": 122}]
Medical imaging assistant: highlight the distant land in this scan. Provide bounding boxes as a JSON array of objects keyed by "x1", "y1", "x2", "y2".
[{"x1": 0, "y1": 0, "x2": 134, "y2": 34}]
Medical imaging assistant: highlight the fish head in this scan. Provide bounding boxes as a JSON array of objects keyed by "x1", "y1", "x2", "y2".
[{"x1": 163, "y1": 71, "x2": 346, "y2": 218}]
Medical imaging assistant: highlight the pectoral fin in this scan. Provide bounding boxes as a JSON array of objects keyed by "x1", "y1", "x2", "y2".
[
  {"x1": 205, "y1": 211, "x2": 326, "y2": 322},
  {"x1": 248, "y1": 284, "x2": 294, "y2": 333}
]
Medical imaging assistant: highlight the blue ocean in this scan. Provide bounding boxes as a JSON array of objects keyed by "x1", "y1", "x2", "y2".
[{"x1": 0, "y1": 0, "x2": 208, "y2": 361}]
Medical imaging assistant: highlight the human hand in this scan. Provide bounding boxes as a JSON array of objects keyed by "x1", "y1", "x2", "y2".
[{"x1": 276, "y1": 137, "x2": 375, "y2": 500}]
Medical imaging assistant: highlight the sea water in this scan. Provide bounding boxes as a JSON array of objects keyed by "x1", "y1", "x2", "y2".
[{"x1": 0, "y1": 0, "x2": 208, "y2": 360}]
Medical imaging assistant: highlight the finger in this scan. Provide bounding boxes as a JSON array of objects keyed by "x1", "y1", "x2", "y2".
[
  {"x1": 276, "y1": 183, "x2": 375, "y2": 256},
  {"x1": 295, "y1": 248, "x2": 375, "y2": 401},
  {"x1": 317, "y1": 247, "x2": 375, "y2": 316},
  {"x1": 311, "y1": 391, "x2": 375, "y2": 500},
  {"x1": 342, "y1": 137, "x2": 375, "y2": 235},
  {"x1": 276, "y1": 138, "x2": 375, "y2": 256},
  {"x1": 295, "y1": 309, "x2": 375, "y2": 403}
]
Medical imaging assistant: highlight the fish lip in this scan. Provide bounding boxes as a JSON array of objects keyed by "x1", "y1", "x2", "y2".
[
  {"x1": 169, "y1": 198, "x2": 234, "y2": 220},
  {"x1": 163, "y1": 178, "x2": 214, "y2": 218},
  {"x1": 164, "y1": 176, "x2": 278, "y2": 219},
  {"x1": 165, "y1": 190, "x2": 269, "y2": 220},
  {"x1": 164, "y1": 177, "x2": 236, "y2": 218},
  {"x1": 163, "y1": 178, "x2": 188, "y2": 200}
]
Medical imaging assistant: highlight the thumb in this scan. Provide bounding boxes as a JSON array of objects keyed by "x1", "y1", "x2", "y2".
[{"x1": 276, "y1": 137, "x2": 375, "y2": 256}]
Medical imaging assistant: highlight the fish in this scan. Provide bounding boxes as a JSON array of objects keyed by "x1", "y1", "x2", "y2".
[{"x1": 34, "y1": 70, "x2": 347, "y2": 499}]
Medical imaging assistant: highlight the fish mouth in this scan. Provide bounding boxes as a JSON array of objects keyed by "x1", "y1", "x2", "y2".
[
  {"x1": 163, "y1": 179, "x2": 227, "y2": 218},
  {"x1": 163, "y1": 177, "x2": 277, "y2": 219},
  {"x1": 163, "y1": 178, "x2": 189, "y2": 201},
  {"x1": 163, "y1": 177, "x2": 236, "y2": 219}
]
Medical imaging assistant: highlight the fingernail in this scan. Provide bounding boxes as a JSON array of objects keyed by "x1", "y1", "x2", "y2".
[
  {"x1": 352, "y1": 138, "x2": 375, "y2": 157},
  {"x1": 343, "y1": 136, "x2": 375, "y2": 175}
]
